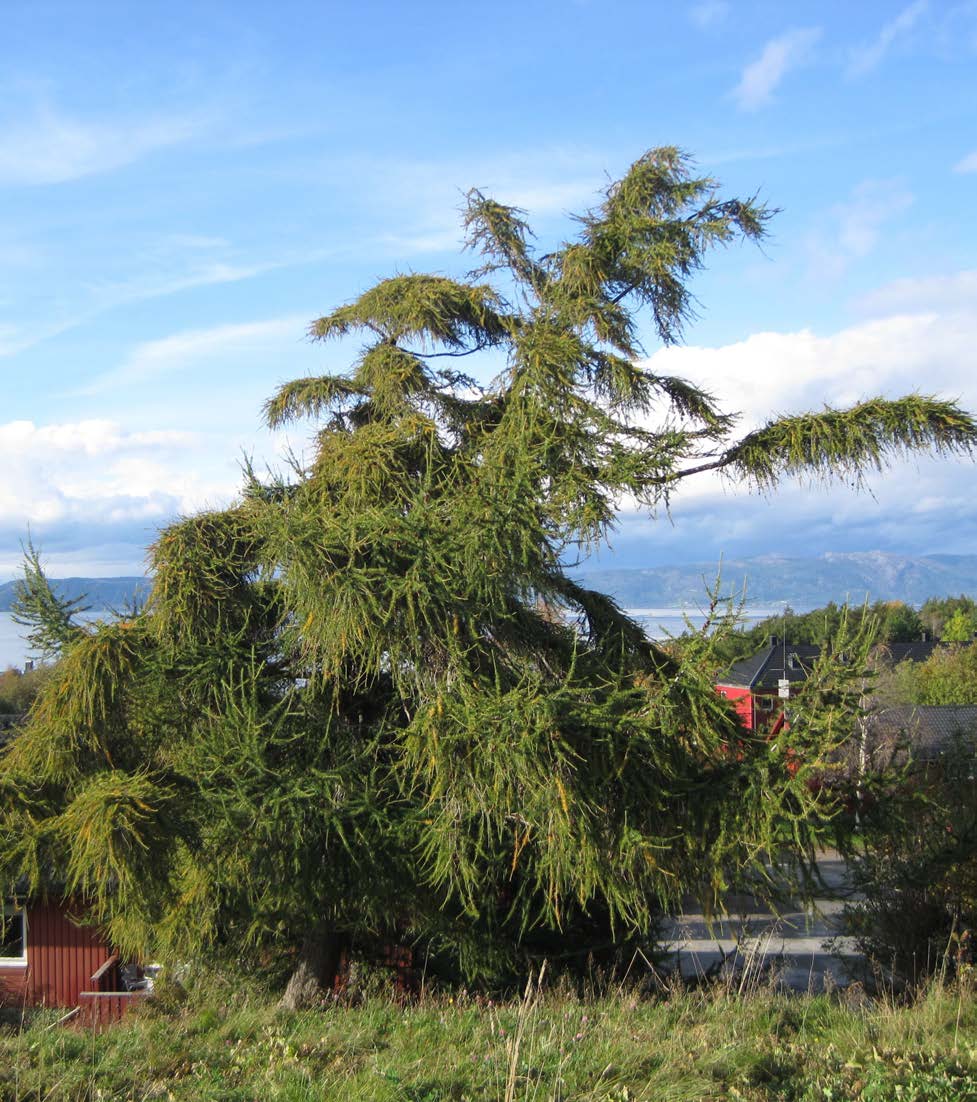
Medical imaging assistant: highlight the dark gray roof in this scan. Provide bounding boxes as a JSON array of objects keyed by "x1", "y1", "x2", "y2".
[
  {"x1": 723, "y1": 643, "x2": 821, "y2": 690},
  {"x1": 871, "y1": 641, "x2": 943, "y2": 667},
  {"x1": 722, "y1": 638, "x2": 944, "y2": 691},
  {"x1": 866, "y1": 705, "x2": 977, "y2": 762}
]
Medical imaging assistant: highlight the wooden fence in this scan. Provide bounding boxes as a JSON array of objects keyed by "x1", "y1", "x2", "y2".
[{"x1": 76, "y1": 955, "x2": 150, "y2": 1028}]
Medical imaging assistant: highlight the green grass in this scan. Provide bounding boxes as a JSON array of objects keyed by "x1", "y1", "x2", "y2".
[{"x1": 2, "y1": 977, "x2": 977, "y2": 1101}]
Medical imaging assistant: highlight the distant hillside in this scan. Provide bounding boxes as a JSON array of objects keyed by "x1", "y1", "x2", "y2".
[
  {"x1": 0, "y1": 577, "x2": 150, "y2": 613},
  {"x1": 3, "y1": 553, "x2": 977, "y2": 617},
  {"x1": 576, "y1": 552, "x2": 977, "y2": 609}
]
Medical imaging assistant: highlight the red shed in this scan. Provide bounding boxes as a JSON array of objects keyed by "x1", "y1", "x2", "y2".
[{"x1": 1, "y1": 897, "x2": 137, "y2": 1022}]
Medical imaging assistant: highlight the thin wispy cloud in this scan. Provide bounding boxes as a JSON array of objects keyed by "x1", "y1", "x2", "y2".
[
  {"x1": 806, "y1": 178, "x2": 914, "y2": 279},
  {"x1": 689, "y1": 2, "x2": 729, "y2": 30},
  {"x1": 732, "y1": 28, "x2": 822, "y2": 111},
  {"x1": 0, "y1": 251, "x2": 318, "y2": 362},
  {"x1": 78, "y1": 317, "x2": 305, "y2": 396},
  {"x1": 848, "y1": 1, "x2": 928, "y2": 76},
  {"x1": 854, "y1": 269, "x2": 977, "y2": 316},
  {"x1": 342, "y1": 149, "x2": 608, "y2": 259},
  {"x1": 955, "y1": 150, "x2": 977, "y2": 173},
  {"x1": 0, "y1": 107, "x2": 205, "y2": 186}
]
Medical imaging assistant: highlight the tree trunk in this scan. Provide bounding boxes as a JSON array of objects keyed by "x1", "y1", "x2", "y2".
[{"x1": 278, "y1": 927, "x2": 344, "y2": 1011}]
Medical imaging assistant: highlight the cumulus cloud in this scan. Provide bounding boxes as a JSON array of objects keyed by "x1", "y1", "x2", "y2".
[
  {"x1": 732, "y1": 28, "x2": 822, "y2": 111},
  {"x1": 0, "y1": 418, "x2": 238, "y2": 579},
  {"x1": 643, "y1": 300, "x2": 976, "y2": 445},
  {"x1": 602, "y1": 276, "x2": 977, "y2": 565},
  {"x1": 600, "y1": 453, "x2": 977, "y2": 568},
  {"x1": 8, "y1": 271, "x2": 977, "y2": 578},
  {"x1": 848, "y1": 1, "x2": 929, "y2": 76}
]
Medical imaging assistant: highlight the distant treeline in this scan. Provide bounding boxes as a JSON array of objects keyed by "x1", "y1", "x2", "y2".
[
  {"x1": 0, "y1": 664, "x2": 49, "y2": 714},
  {"x1": 713, "y1": 595, "x2": 977, "y2": 667}
]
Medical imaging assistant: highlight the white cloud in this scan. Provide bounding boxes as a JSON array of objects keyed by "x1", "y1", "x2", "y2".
[
  {"x1": 597, "y1": 278, "x2": 977, "y2": 564},
  {"x1": 954, "y1": 150, "x2": 977, "y2": 173},
  {"x1": 806, "y1": 178, "x2": 914, "y2": 278},
  {"x1": 849, "y1": 1, "x2": 929, "y2": 76},
  {"x1": 0, "y1": 420, "x2": 192, "y2": 457},
  {"x1": 854, "y1": 269, "x2": 977, "y2": 316},
  {"x1": 0, "y1": 107, "x2": 204, "y2": 186},
  {"x1": 732, "y1": 28, "x2": 822, "y2": 111},
  {"x1": 690, "y1": 2, "x2": 729, "y2": 30},
  {"x1": 643, "y1": 307, "x2": 975, "y2": 446},
  {"x1": 8, "y1": 271, "x2": 977, "y2": 578},
  {"x1": 0, "y1": 419, "x2": 233, "y2": 543},
  {"x1": 76, "y1": 317, "x2": 306, "y2": 396}
]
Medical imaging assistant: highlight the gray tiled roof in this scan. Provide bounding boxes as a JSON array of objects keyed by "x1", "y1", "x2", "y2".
[
  {"x1": 866, "y1": 705, "x2": 977, "y2": 761},
  {"x1": 722, "y1": 639, "x2": 946, "y2": 692},
  {"x1": 723, "y1": 643, "x2": 821, "y2": 690}
]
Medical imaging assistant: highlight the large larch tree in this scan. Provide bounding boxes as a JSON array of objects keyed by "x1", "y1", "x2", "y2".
[{"x1": 2, "y1": 148, "x2": 974, "y2": 1004}]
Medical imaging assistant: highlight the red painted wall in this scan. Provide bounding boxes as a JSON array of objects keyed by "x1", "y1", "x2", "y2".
[
  {"x1": 0, "y1": 902, "x2": 116, "y2": 1009},
  {"x1": 716, "y1": 683, "x2": 754, "y2": 729}
]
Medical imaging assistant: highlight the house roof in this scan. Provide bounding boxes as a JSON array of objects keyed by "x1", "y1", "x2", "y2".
[
  {"x1": 866, "y1": 705, "x2": 977, "y2": 762},
  {"x1": 721, "y1": 637, "x2": 947, "y2": 692},
  {"x1": 870, "y1": 640, "x2": 943, "y2": 666},
  {"x1": 722, "y1": 641, "x2": 821, "y2": 691}
]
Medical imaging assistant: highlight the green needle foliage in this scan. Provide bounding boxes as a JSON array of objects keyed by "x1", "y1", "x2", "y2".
[{"x1": 2, "y1": 147, "x2": 975, "y2": 997}]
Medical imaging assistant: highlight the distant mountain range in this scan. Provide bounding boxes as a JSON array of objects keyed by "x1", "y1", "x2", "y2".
[
  {"x1": 0, "y1": 577, "x2": 150, "y2": 613},
  {"x1": 2, "y1": 553, "x2": 977, "y2": 617},
  {"x1": 575, "y1": 552, "x2": 977, "y2": 609}
]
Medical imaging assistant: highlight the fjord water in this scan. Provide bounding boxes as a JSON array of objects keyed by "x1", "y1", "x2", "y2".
[
  {"x1": 627, "y1": 607, "x2": 785, "y2": 640},
  {"x1": 0, "y1": 608, "x2": 785, "y2": 673},
  {"x1": 0, "y1": 611, "x2": 107, "y2": 671},
  {"x1": 0, "y1": 614, "x2": 31, "y2": 670}
]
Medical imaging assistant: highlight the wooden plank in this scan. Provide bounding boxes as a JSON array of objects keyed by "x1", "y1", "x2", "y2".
[{"x1": 90, "y1": 954, "x2": 119, "y2": 985}]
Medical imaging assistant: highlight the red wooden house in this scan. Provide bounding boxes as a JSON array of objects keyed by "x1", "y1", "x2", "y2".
[
  {"x1": 715, "y1": 636, "x2": 820, "y2": 730},
  {"x1": 1, "y1": 717, "x2": 145, "y2": 1024},
  {"x1": 0, "y1": 896, "x2": 142, "y2": 1024},
  {"x1": 716, "y1": 636, "x2": 943, "y2": 731}
]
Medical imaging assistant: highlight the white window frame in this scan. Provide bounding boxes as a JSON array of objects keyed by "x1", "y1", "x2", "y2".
[{"x1": 0, "y1": 903, "x2": 27, "y2": 967}]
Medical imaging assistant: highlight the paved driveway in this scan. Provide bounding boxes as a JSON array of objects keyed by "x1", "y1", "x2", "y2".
[{"x1": 660, "y1": 851, "x2": 863, "y2": 991}]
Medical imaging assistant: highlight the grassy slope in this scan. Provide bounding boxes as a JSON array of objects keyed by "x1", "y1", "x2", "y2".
[{"x1": 2, "y1": 980, "x2": 977, "y2": 1101}]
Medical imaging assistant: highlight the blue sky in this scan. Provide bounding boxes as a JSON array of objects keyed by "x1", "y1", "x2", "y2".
[{"x1": 2, "y1": 0, "x2": 976, "y2": 578}]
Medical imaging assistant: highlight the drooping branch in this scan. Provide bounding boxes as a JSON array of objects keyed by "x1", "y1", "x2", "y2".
[
  {"x1": 659, "y1": 396, "x2": 977, "y2": 489},
  {"x1": 265, "y1": 376, "x2": 367, "y2": 429},
  {"x1": 309, "y1": 274, "x2": 514, "y2": 350}
]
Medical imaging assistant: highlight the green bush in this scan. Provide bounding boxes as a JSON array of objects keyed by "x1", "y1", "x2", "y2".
[
  {"x1": 0, "y1": 663, "x2": 49, "y2": 713},
  {"x1": 845, "y1": 743, "x2": 977, "y2": 988}
]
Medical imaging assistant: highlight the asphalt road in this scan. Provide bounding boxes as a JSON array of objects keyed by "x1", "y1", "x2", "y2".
[{"x1": 660, "y1": 851, "x2": 864, "y2": 991}]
